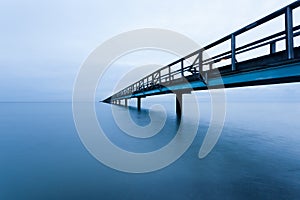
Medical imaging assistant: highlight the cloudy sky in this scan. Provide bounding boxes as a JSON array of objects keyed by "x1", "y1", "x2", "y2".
[{"x1": 0, "y1": 0, "x2": 299, "y2": 102}]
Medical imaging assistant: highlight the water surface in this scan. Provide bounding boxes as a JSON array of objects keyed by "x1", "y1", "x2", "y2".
[{"x1": 0, "y1": 101, "x2": 299, "y2": 200}]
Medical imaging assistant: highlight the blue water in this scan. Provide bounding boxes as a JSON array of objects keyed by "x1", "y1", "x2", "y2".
[{"x1": 0, "y1": 101, "x2": 300, "y2": 200}]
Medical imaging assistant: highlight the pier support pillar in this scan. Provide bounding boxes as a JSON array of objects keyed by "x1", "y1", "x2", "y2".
[
  {"x1": 137, "y1": 97, "x2": 141, "y2": 111},
  {"x1": 125, "y1": 99, "x2": 128, "y2": 107},
  {"x1": 176, "y1": 92, "x2": 183, "y2": 116}
]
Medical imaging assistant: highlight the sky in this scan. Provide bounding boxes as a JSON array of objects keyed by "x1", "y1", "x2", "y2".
[{"x1": 0, "y1": 0, "x2": 299, "y2": 102}]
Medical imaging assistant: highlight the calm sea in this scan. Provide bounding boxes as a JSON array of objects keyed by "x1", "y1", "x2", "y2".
[{"x1": 0, "y1": 100, "x2": 299, "y2": 200}]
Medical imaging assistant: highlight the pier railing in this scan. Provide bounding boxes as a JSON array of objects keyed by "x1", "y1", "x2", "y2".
[{"x1": 109, "y1": 1, "x2": 300, "y2": 100}]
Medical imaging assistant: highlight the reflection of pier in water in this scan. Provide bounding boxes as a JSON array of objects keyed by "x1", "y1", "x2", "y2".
[{"x1": 103, "y1": 1, "x2": 300, "y2": 116}]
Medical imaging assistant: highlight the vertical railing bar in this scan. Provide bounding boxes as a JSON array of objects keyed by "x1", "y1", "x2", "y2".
[
  {"x1": 231, "y1": 34, "x2": 236, "y2": 71},
  {"x1": 270, "y1": 41, "x2": 276, "y2": 54},
  {"x1": 147, "y1": 76, "x2": 149, "y2": 88},
  {"x1": 181, "y1": 59, "x2": 184, "y2": 77},
  {"x1": 285, "y1": 6, "x2": 294, "y2": 59},
  {"x1": 152, "y1": 73, "x2": 154, "y2": 86},
  {"x1": 159, "y1": 70, "x2": 161, "y2": 85},
  {"x1": 198, "y1": 50, "x2": 203, "y2": 74},
  {"x1": 168, "y1": 66, "x2": 171, "y2": 81}
]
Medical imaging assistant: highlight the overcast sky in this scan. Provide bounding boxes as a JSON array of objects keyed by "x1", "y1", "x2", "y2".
[{"x1": 0, "y1": 0, "x2": 299, "y2": 102}]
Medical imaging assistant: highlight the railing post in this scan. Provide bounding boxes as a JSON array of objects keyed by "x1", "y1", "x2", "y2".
[
  {"x1": 142, "y1": 80, "x2": 144, "y2": 90},
  {"x1": 270, "y1": 41, "x2": 276, "y2": 54},
  {"x1": 181, "y1": 59, "x2": 184, "y2": 77},
  {"x1": 159, "y1": 71, "x2": 161, "y2": 85},
  {"x1": 285, "y1": 6, "x2": 294, "y2": 59},
  {"x1": 231, "y1": 34, "x2": 236, "y2": 71},
  {"x1": 152, "y1": 73, "x2": 154, "y2": 85},
  {"x1": 168, "y1": 66, "x2": 171, "y2": 81},
  {"x1": 198, "y1": 50, "x2": 203, "y2": 79},
  {"x1": 146, "y1": 76, "x2": 149, "y2": 88}
]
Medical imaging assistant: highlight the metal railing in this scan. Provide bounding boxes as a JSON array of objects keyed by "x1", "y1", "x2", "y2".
[{"x1": 111, "y1": 1, "x2": 300, "y2": 100}]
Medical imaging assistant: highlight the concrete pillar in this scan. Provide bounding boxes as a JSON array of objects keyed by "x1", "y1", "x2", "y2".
[
  {"x1": 137, "y1": 97, "x2": 141, "y2": 111},
  {"x1": 125, "y1": 99, "x2": 128, "y2": 107},
  {"x1": 176, "y1": 92, "x2": 183, "y2": 116}
]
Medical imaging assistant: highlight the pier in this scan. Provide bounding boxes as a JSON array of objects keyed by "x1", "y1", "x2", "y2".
[{"x1": 103, "y1": 1, "x2": 300, "y2": 115}]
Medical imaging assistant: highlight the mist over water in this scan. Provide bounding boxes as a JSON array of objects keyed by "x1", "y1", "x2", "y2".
[{"x1": 0, "y1": 97, "x2": 299, "y2": 199}]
